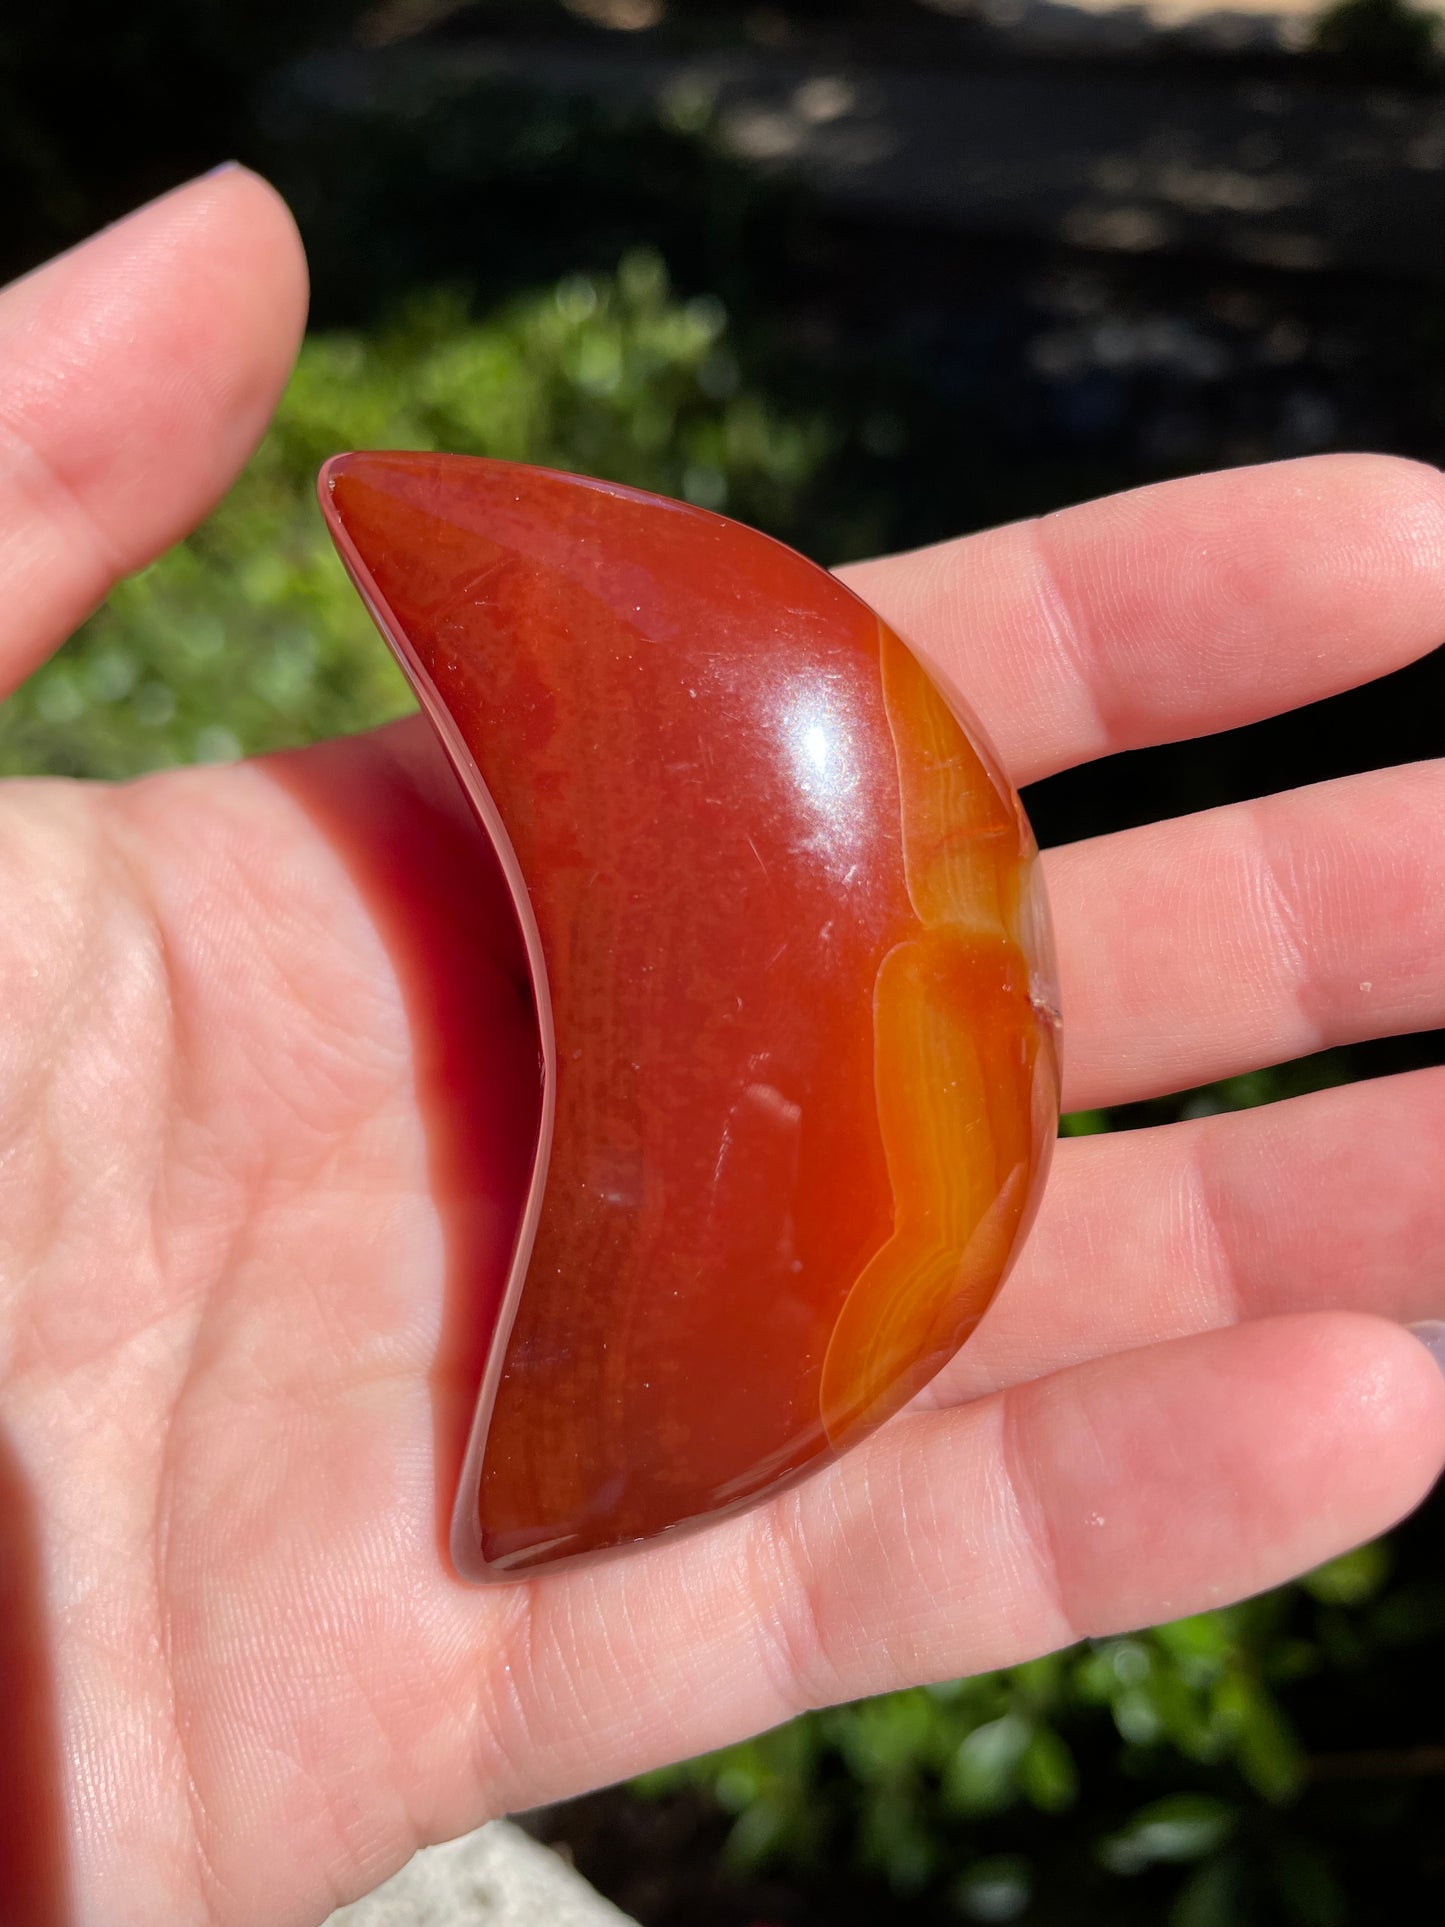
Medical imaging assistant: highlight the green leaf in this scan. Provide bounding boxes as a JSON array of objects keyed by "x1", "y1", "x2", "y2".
[
  {"x1": 1099, "y1": 1794, "x2": 1237, "y2": 1874},
  {"x1": 1018, "y1": 1725, "x2": 1078, "y2": 1813},
  {"x1": 944, "y1": 1714, "x2": 1033, "y2": 1815},
  {"x1": 1217, "y1": 1679, "x2": 1304, "y2": 1803},
  {"x1": 1271, "y1": 1841, "x2": 1347, "y2": 1927},
  {"x1": 954, "y1": 1855, "x2": 1033, "y2": 1922},
  {"x1": 1060, "y1": 1108, "x2": 1109, "y2": 1136},
  {"x1": 1170, "y1": 1855, "x2": 1245, "y2": 1927},
  {"x1": 1300, "y1": 1540, "x2": 1391, "y2": 1607}
]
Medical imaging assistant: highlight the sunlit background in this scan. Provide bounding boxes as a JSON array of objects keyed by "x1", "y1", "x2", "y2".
[{"x1": 4, "y1": 2, "x2": 1445, "y2": 1921}]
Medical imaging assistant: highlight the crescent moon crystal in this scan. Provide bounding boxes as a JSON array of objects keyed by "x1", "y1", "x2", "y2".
[{"x1": 319, "y1": 452, "x2": 1061, "y2": 1582}]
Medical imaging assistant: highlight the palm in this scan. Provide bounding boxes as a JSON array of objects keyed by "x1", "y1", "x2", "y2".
[{"x1": 1, "y1": 172, "x2": 1441, "y2": 1927}]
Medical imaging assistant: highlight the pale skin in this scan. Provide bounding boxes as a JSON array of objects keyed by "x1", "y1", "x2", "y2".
[{"x1": 1, "y1": 166, "x2": 1443, "y2": 1927}]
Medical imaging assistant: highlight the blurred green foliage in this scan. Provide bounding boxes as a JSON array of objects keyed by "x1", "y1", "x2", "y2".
[
  {"x1": 636, "y1": 1538, "x2": 1445, "y2": 1925},
  {"x1": 0, "y1": 253, "x2": 829, "y2": 779}
]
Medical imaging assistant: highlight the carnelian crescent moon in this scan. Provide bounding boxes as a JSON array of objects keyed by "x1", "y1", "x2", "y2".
[{"x1": 319, "y1": 452, "x2": 1061, "y2": 1581}]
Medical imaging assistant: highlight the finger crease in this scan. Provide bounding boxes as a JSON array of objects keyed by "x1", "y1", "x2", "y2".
[
  {"x1": 0, "y1": 408, "x2": 128, "y2": 596},
  {"x1": 745, "y1": 1494, "x2": 838, "y2": 1719},
  {"x1": 997, "y1": 1391, "x2": 1085, "y2": 1652},
  {"x1": 1183, "y1": 1125, "x2": 1249, "y2": 1332},
  {"x1": 1023, "y1": 515, "x2": 1113, "y2": 764},
  {"x1": 1248, "y1": 804, "x2": 1319, "y2": 1053}
]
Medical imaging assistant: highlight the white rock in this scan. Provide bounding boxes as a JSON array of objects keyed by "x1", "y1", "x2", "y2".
[{"x1": 322, "y1": 1820, "x2": 637, "y2": 1927}]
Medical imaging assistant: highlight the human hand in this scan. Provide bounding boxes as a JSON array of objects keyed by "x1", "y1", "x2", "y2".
[{"x1": 1, "y1": 169, "x2": 1442, "y2": 1927}]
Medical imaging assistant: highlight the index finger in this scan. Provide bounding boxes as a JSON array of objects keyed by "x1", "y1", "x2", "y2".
[{"x1": 840, "y1": 454, "x2": 1445, "y2": 786}]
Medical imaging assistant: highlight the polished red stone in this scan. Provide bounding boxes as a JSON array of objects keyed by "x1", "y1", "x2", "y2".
[{"x1": 320, "y1": 453, "x2": 1060, "y2": 1580}]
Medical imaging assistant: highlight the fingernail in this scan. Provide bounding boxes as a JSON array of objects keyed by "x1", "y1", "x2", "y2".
[
  {"x1": 202, "y1": 161, "x2": 241, "y2": 180},
  {"x1": 1407, "y1": 1321, "x2": 1445, "y2": 1375}
]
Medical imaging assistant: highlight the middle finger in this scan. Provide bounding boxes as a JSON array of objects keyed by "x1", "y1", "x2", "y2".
[{"x1": 1047, "y1": 759, "x2": 1445, "y2": 1112}]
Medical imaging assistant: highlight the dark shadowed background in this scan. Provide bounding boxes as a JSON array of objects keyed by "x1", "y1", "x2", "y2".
[{"x1": 3, "y1": 3, "x2": 1443, "y2": 1922}]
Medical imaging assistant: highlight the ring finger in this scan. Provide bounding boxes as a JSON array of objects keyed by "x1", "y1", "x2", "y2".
[{"x1": 917, "y1": 1065, "x2": 1445, "y2": 1409}]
